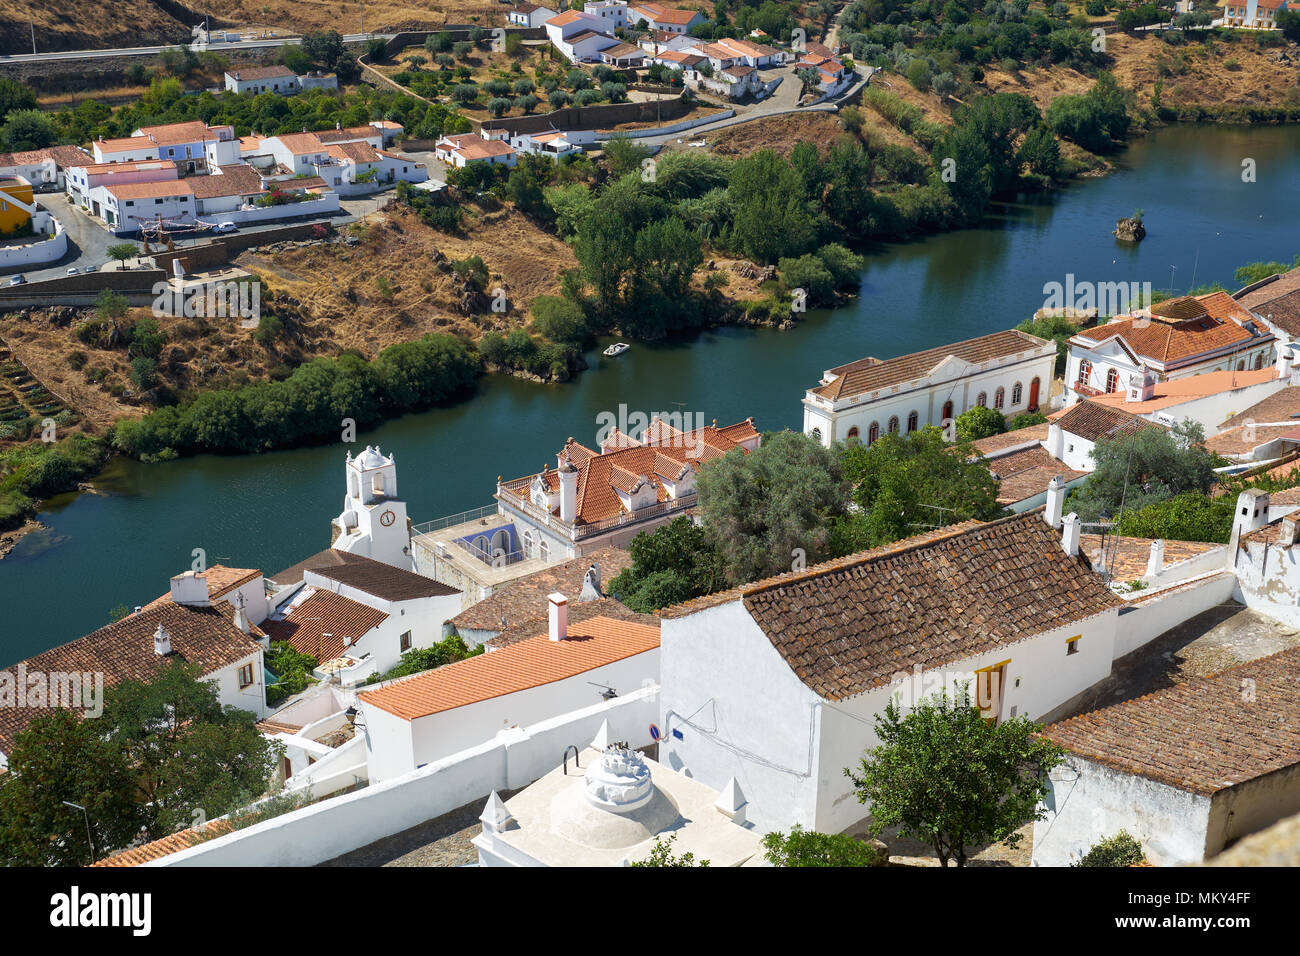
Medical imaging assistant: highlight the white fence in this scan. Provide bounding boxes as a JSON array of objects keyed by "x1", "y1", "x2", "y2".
[
  {"x1": 0, "y1": 216, "x2": 67, "y2": 268},
  {"x1": 151, "y1": 685, "x2": 659, "y2": 866},
  {"x1": 1114, "y1": 570, "x2": 1237, "y2": 659}
]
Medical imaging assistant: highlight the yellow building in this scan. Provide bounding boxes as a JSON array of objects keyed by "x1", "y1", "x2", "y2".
[{"x1": 0, "y1": 175, "x2": 35, "y2": 234}]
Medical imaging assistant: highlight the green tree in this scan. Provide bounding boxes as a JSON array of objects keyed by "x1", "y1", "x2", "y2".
[
  {"x1": 1113, "y1": 491, "x2": 1234, "y2": 543},
  {"x1": 603, "y1": 132, "x2": 651, "y2": 178},
  {"x1": 107, "y1": 242, "x2": 140, "y2": 269},
  {"x1": 845, "y1": 683, "x2": 1065, "y2": 867},
  {"x1": 955, "y1": 405, "x2": 1006, "y2": 442},
  {"x1": 0, "y1": 109, "x2": 56, "y2": 151},
  {"x1": 103, "y1": 660, "x2": 280, "y2": 839},
  {"x1": 301, "y1": 29, "x2": 346, "y2": 69},
  {"x1": 696, "y1": 430, "x2": 848, "y2": 585},
  {"x1": 762, "y1": 824, "x2": 887, "y2": 867},
  {"x1": 530, "y1": 295, "x2": 588, "y2": 343},
  {"x1": 0, "y1": 78, "x2": 37, "y2": 121},
  {"x1": 1066, "y1": 420, "x2": 1216, "y2": 522},
  {"x1": 95, "y1": 287, "x2": 129, "y2": 322},
  {"x1": 1234, "y1": 255, "x2": 1299, "y2": 286},
  {"x1": 1279, "y1": 8, "x2": 1300, "y2": 42},
  {"x1": 0, "y1": 710, "x2": 145, "y2": 866},
  {"x1": 1073, "y1": 830, "x2": 1145, "y2": 867},
  {"x1": 630, "y1": 832, "x2": 710, "y2": 866},
  {"x1": 1016, "y1": 313, "x2": 1080, "y2": 375},
  {"x1": 726, "y1": 149, "x2": 820, "y2": 264},
  {"x1": 608, "y1": 516, "x2": 725, "y2": 612}
]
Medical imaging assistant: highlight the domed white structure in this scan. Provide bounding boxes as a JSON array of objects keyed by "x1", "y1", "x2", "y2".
[{"x1": 332, "y1": 446, "x2": 414, "y2": 570}]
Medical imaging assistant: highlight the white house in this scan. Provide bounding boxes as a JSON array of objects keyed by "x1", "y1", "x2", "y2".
[
  {"x1": 1033, "y1": 645, "x2": 1300, "y2": 866},
  {"x1": 509, "y1": 1, "x2": 560, "y2": 26},
  {"x1": 627, "y1": 2, "x2": 707, "y2": 33},
  {"x1": 474, "y1": 742, "x2": 765, "y2": 866},
  {"x1": 1220, "y1": 0, "x2": 1288, "y2": 28},
  {"x1": 1064, "y1": 292, "x2": 1276, "y2": 406},
  {"x1": 494, "y1": 416, "x2": 760, "y2": 560},
  {"x1": 259, "y1": 124, "x2": 425, "y2": 193},
  {"x1": 657, "y1": 509, "x2": 1125, "y2": 834},
  {"x1": 434, "y1": 131, "x2": 518, "y2": 169},
  {"x1": 802, "y1": 328, "x2": 1056, "y2": 448},
  {"x1": 1046, "y1": 399, "x2": 1165, "y2": 472},
  {"x1": 0, "y1": 572, "x2": 268, "y2": 769},
  {"x1": 96, "y1": 179, "x2": 196, "y2": 234},
  {"x1": 93, "y1": 121, "x2": 237, "y2": 175},
  {"x1": 65, "y1": 158, "x2": 179, "y2": 211},
  {"x1": 545, "y1": 9, "x2": 620, "y2": 61},
  {"x1": 225, "y1": 64, "x2": 300, "y2": 95},
  {"x1": 357, "y1": 600, "x2": 660, "y2": 781},
  {"x1": 331, "y1": 445, "x2": 416, "y2": 570},
  {"x1": 584, "y1": 0, "x2": 629, "y2": 29},
  {"x1": 0, "y1": 145, "x2": 93, "y2": 191}
]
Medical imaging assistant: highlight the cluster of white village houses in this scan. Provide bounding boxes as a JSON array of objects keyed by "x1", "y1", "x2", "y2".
[{"x1": 9, "y1": 267, "x2": 1300, "y2": 868}]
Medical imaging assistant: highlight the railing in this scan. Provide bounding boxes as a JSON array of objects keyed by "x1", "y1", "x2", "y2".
[
  {"x1": 411, "y1": 503, "x2": 500, "y2": 537},
  {"x1": 497, "y1": 485, "x2": 697, "y2": 541}
]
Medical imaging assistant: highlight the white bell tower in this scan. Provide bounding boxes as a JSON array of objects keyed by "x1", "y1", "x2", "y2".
[{"x1": 333, "y1": 446, "x2": 414, "y2": 569}]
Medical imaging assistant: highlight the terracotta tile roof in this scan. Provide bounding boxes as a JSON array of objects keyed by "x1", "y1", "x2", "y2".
[
  {"x1": 812, "y1": 329, "x2": 1050, "y2": 402},
  {"x1": 227, "y1": 64, "x2": 295, "y2": 81},
  {"x1": 271, "y1": 547, "x2": 355, "y2": 586},
  {"x1": 1082, "y1": 368, "x2": 1281, "y2": 418},
  {"x1": 105, "y1": 180, "x2": 195, "y2": 200},
  {"x1": 136, "y1": 121, "x2": 217, "y2": 146},
  {"x1": 1078, "y1": 533, "x2": 1223, "y2": 582},
  {"x1": 985, "y1": 446, "x2": 1088, "y2": 505},
  {"x1": 95, "y1": 135, "x2": 155, "y2": 154},
  {"x1": 969, "y1": 423, "x2": 1049, "y2": 457},
  {"x1": 269, "y1": 132, "x2": 330, "y2": 156},
  {"x1": 1205, "y1": 423, "x2": 1300, "y2": 456},
  {"x1": 327, "y1": 141, "x2": 382, "y2": 164},
  {"x1": 632, "y1": 2, "x2": 701, "y2": 24},
  {"x1": 93, "y1": 819, "x2": 235, "y2": 866},
  {"x1": 187, "y1": 164, "x2": 265, "y2": 198},
  {"x1": 548, "y1": 9, "x2": 592, "y2": 25},
  {"x1": 315, "y1": 126, "x2": 381, "y2": 145},
  {"x1": 450, "y1": 546, "x2": 634, "y2": 632},
  {"x1": 0, "y1": 145, "x2": 92, "y2": 168},
  {"x1": 1042, "y1": 646, "x2": 1300, "y2": 795},
  {"x1": 143, "y1": 565, "x2": 261, "y2": 608},
  {"x1": 439, "y1": 133, "x2": 516, "y2": 161},
  {"x1": 74, "y1": 158, "x2": 178, "y2": 177},
  {"x1": 602, "y1": 42, "x2": 645, "y2": 58},
  {"x1": 0, "y1": 603, "x2": 261, "y2": 755},
  {"x1": 303, "y1": 552, "x2": 459, "y2": 602},
  {"x1": 1056, "y1": 400, "x2": 1160, "y2": 443},
  {"x1": 260, "y1": 590, "x2": 388, "y2": 661},
  {"x1": 1073, "y1": 297, "x2": 1270, "y2": 367},
  {"x1": 358, "y1": 615, "x2": 660, "y2": 720},
  {"x1": 1236, "y1": 268, "x2": 1300, "y2": 338},
  {"x1": 1221, "y1": 385, "x2": 1300, "y2": 429},
  {"x1": 1264, "y1": 481, "x2": 1300, "y2": 506},
  {"x1": 486, "y1": 596, "x2": 658, "y2": 648},
  {"x1": 663, "y1": 512, "x2": 1123, "y2": 700}
]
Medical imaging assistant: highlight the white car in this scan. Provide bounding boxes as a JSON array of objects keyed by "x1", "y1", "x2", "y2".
[
  {"x1": 8, "y1": 274, "x2": 25, "y2": 285},
  {"x1": 66, "y1": 267, "x2": 78, "y2": 275},
  {"x1": 213, "y1": 222, "x2": 238, "y2": 234}
]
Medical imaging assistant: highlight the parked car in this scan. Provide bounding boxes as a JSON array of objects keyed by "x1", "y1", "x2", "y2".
[
  {"x1": 66, "y1": 267, "x2": 78, "y2": 275},
  {"x1": 8, "y1": 274, "x2": 25, "y2": 285},
  {"x1": 213, "y1": 222, "x2": 238, "y2": 234}
]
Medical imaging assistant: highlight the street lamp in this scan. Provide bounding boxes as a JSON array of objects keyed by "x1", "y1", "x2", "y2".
[{"x1": 62, "y1": 800, "x2": 95, "y2": 864}]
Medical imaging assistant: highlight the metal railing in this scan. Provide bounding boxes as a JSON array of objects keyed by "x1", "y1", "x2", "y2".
[{"x1": 410, "y1": 503, "x2": 500, "y2": 537}]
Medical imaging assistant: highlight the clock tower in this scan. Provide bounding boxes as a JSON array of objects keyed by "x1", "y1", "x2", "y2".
[{"x1": 333, "y1": 445, "x2": 414, "y2": 570}]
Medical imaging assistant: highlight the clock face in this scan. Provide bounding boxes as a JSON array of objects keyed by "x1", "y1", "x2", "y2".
[{"x1": 380, "y1": 509, "x2": 396, "y2": 527}]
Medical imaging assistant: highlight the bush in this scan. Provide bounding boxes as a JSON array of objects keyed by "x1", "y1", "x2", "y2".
[
  {"x1": 1073, "y1": 831, "x2": 1145, "y2": 867},
  {"x1": 763, "y1": 825, "x2": 887, "y2": 867},
  {"x1": 955, "y1": 405, "x2": 1006, "y2": 441}
]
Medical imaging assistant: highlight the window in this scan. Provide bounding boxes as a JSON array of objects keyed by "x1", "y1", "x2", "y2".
[
  {"x1": 1255, "y1": 353, "x2": 1264, "y2": 370},
  {"x1": 1077, "y1": 358, "x2": 1091, "y2": 386},
  {"x1": 942, "y1": 400, "x2": 954, "y2": 422},
  {"x1": 400, "y1": 631, "x2": 412, "y2": 652},
  {"x1": 1236, "y1": 360, "x2": 1246, "y2": 371},
  {"x1": 167, "y1": 148, "x2": 175, "y2": 156},
  {"x1": 887, "y1": 416, "x2": 899, "y2": 434},
  {"x1": 976, "y1": 391, "x2": 987, "y2": 407},
  {"x1": 238, "y1": 663, "x2": 254, "y2": 689},
  {"x1": 994, "y1": 387, "x2": 1005, "y2": 410},
  {"x1": 907, "y1": 411, "x2": 918, "y2": 432},
  {"x1": 1066, "y1": 635, "x2": 1081, "y2": 656},
  {"x1": 847, "y1": 426, "x2": 860, "y2": 442},
  {"x1": 1011, "y1": 382, "x2": 1023, "y2": 405},
  {"x1": 1105, "y1": 368, "x2": 1119, "y2": 393},
  {"x1": 867, "y1": 421, "x2": 880, "y2": 444}
]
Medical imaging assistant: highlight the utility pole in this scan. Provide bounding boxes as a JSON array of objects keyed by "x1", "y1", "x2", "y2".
[{"x1": 31, "y1": 20, "x2": 36, "y2": 55}]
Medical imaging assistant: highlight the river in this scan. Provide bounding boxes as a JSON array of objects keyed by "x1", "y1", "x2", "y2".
[{"x1": 4, "y1": 123, "x2": 1299, "y2": 664}]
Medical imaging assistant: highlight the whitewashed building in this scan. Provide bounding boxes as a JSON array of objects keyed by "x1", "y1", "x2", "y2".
[
  {"x1": 330, "y1": 445, "x2": 416, "y2": 570},
  {"x1": 657, "y1": 510, "x2": 1125, "y2": 834},
  {"x1": 509, "y1": 2, "x2": 560, "y2": 26},
  {"x1": 434, "y1": 131, "x2": 518, "y2": 169},
  {"x1": 627, "y1": 2, "x2": 707, "y2": 33},
  {"x1": 224, "y1": 65, "x2": 301, "y2": 95},
  {"x1": 802, "y1": 329, "x2": 1056, "y2": 448}
]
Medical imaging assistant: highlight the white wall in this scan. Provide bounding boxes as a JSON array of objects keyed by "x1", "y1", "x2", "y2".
[
  {"x1": 1032, "y1": 754, "x2": 1214, "y2": 866},
  {"x1": 151, "y1": 686, "x2": 658, "y2": 866},
  {"x1": 0, "y1": 216, "x2": 66, "y2": 267},
  {"x1": 209, "y1": 649, "x2": 268, "y2": 719},
  {"x1": 1114, "y1": 571, "x2": 1236, "y2": 659},
  {"x1": 1232, "y1": 538, "x2": 1300, "y2": 628}
]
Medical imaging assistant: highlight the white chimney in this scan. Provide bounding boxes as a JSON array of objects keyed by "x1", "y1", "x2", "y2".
[
  {"x1": 1044, "y1": 476, "x2": 1065, "y2": 529},
  {"x1": 1229, "y1": 488, "x2": 1271, "y2": 553},
  {"x1": 558, "y1": 454, "x2": 578, "y2": 524},
  {"x1": 1047, "y1": 422, "x2": 1064, "y2": 461},
  {"x1": 169, "y1": 571, "x2": 210, "y2": 607},
  {"x1": 1281, "y1": 518, "x2": 1298, "y2": 548},
  {"x1": 1276, "y1": 346, "x2": 1292, "y2": 381},
  {"x1": 1061, "y1": 512, "x2": 1081, "y2": 557},
  {"x1": 548, "y1": 591, "x2": 568, "y2": 641},
  {"x1": 578, "y1": 562, "x2": 603, "y2": 602},
  {"x1": 1145, "y1": 538, "x2": 1165, "y2": 577},
  {"x1": 153, "y1": 625, "x2": 172, "y2": 656},
  {"x1": 233, "y1": 599, "x2": 250, "y2": 635}
]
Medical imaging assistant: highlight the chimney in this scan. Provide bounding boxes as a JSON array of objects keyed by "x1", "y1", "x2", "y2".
[
  {"x1": 1126, "y1": 367, "x2": 1155, "y2": 403},
  {"x1": 1276, "y1": 346, "x2": 1292, "y2": 381},
  {"x1": 1281, "y1": 518, "x2": 1298, "y2": 548},
  {"x1": 548, "y1": 591, "x2": 568, "y2": 641},
  {"x1": 559, "y1": 454, "x2": 578, "y2": 524},
  {"x1": 1047, "y1": 422, "x2": 1065, "y2": 461},
  {"x1": 1061, "y1": 512, "x2": 1081, "y2": 557},
  {"x1": 169, "y1": 571, "x2": 211, "y2": 607},
  {"x1": 579, "y1": 562, "x2": 603, "y2": 602},
  {"x1": 1044, "y1": 476, "x2": 1065, "y2": 529},
  {"x1": 1145, "y1": 538, "x2": 1165, "y2": 577},
  {"x1": 153, "y1": 625, "x2": 172, "y2": 656},
  {"x1": 1229, "y1": 488, "x2": 1271, "y2": 553},
  {"x1": 232, "y1": 595, "x2": 250, "y2": 635}
]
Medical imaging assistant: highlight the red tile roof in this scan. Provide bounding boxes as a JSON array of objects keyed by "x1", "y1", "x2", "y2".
[
  {"x1": 1043, "y1": 646, "x2": 1300, "y2": 794},
  {"x1": 1056, "y1": 400, "x2": 1161, "y2": 443},
  {"x1": 358, "y1": 615, "x2": 660, "y2": 720},
  {"x1": 260, "y1": 590, "x2": 389, "y2": 662}
]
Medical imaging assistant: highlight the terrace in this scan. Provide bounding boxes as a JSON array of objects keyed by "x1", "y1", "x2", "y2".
[{"x1": 410, "y1": 505, "x2": 568, "y2": 603}]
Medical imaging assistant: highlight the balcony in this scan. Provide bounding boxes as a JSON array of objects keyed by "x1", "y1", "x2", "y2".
[{"x1": 495, "y1": 475, "x2": 698, "y2": 541}]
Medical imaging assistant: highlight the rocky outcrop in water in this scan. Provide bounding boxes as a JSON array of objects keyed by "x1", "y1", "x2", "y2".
[{"x1": 1114, "y1": 217, "x2": 1146, "y2": 242}]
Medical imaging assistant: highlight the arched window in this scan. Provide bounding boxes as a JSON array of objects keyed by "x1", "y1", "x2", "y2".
[
  {"x1": 867, "y1": 421, "x2": 880, "y2": 444},
  {"x1": 1105, "y1": 369, "x2": 1119, "y2": 393},
  {"x1": 847, "y1": 426, "x2": 860, "y2": 442},
  {"x1": 1029, "y1": 377, "x2": 1041, "y2": 410},
  {"x1": 1011, "y1": 382, "x2": 1023, "y2": 406},
  {"x1": 942, "y1": 400, "x2": 954, "y2": 422},
  {"x1": 907, "y1": 410, "x2": 919, "y2": 432},
  {"x1": 994, "y1": 387, "x2": 1005, "y2": 410},
  {"x1": 1254, "y1": 353, "x2": 1264, "y2": 370},
  {"x1": 976, "y1": 391, "x2": 987, "y2": 407},
  {"x1": 1237, "y1": 360, "x2": 1246, "y2": 371},
  {"x1": 1077, "y1": 359, "x2": 1092, "y2": 386},
  {"x1": 539, "y1": 538, "x2": 549, "y2": 562},
  {"x1": 523, "y1": 530, "x2": 534, "y2": 559},
  {"x1": 887, "y1": 416, "x2": 900, "y2": 434}
]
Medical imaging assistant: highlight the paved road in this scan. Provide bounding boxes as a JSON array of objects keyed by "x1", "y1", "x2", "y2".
[{"x1": 0, "y1": 33, "x2": 389, "y2": 64}]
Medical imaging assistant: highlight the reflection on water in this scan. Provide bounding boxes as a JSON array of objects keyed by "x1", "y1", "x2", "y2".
[{"x1": 3, "y1": 124, "x2": 1300, "y2": 663}]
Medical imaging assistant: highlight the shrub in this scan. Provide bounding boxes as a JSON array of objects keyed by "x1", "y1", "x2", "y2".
[
  {"x1": 763, "y1": 825, "x2": 887, "y2": 867},
  {"x1": 1073, "y1": 831, "x2": 1145, "y2": 867}
]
